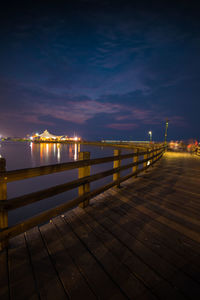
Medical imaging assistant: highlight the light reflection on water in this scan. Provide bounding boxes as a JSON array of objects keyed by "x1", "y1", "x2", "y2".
[{"x1": 30, "y1": 142, "x2": 79, "y2": 166}]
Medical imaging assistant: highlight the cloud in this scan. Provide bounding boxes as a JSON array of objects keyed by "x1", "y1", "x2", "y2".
[
  {"x1": 115, "y1": 115, "x2": 129, "y2": 121},
  {"x1": 31, "y1": 100, "x2": 178, "y2": 128},
  {"x1": 107, "y1": 123, "x2": 138, "y2": 130},
  {"x1": 34, "y1": 100, "x2": 121, "y2": 124},
  {"x1": 0, "y1": 99, "x2": 122, "y2": 130},
  {"x1": 0, "y1": 111, "x2": 54, "y2": 126},
  {"x1": 168, "y1": 116, "x2": 186, "y2": 127},
  {"x1": 0, "y1": 88, "x2": 186, "y2": 134},
  {"x1": 0, "y1": 75, "x2": 186, "y2": 135}
]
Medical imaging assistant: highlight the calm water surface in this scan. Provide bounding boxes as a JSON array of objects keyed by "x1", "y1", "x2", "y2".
[{"x1": 0, "y1": 141, "x2": 132, "y2": 225}]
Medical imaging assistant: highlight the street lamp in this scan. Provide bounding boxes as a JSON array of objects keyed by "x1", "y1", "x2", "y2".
[
  {"x1": 164, "y1": 119, "x2": 169, "y2": 144},
  {"x1": 148, "y1": 131, "x2": 152, "y2": 142}
]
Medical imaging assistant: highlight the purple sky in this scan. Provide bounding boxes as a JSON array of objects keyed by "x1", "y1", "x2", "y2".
[{"x1": 0, "y1": 0, "x2": 200, "y2": 141}]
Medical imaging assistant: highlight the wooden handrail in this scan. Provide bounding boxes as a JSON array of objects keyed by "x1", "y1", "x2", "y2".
[
  {"x1": 0, "y1": 150, "x2": 163, "y2": 211},
  {"x1": 2, "y1": 147, "x2": 164, "y2": 182},
  {"x1": 0, "y1": 145, "x2": 166, "y2": 248}
]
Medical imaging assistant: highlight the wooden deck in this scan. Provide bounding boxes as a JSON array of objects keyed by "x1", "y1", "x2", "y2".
[{"x1": 1, "y1": 151, "x2": 200, "y2": 299}]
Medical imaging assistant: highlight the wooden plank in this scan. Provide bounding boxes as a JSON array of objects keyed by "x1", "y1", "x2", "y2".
[
  {"x1": 136, "y1": 194, "x2": 200, "y2": 231},
  {"x1": 108, "y1": 193, "x2": 200, "y2": 276},
  {"x1": 132, "y1": 181, "x2": 200, "y2": 202},
  {"x1": 131, "y1": 182, "x2": 200, "y2": 211},
  {"x1": 133, "y1": 188, "x2": 200, "y2": 217},
  {"x1": 141, "y1": 167, "x2": 200, "y2": 182},
  {"x1": 25, "y1": 227, "x2": 67, "y2": 299},
  {"x1": 104, "y1": 185, "x2": 199, "y2": 251},
  {"x1": 126, "y1": 195, "x2": 200, "y2": 244},
  {"x1": 101, "y1": 195, "x2": 188, "y2": 267},
  {"x1": 39, "y1": 220, "x2": 96, "y2": 299},
  {"x1": 131, "y1": 187, "x2": 200, "y2": 219},
  {"x1": 151, "y1": 280, "x2": 186, "y2": 300},
  {"x1": 85, "y1": 200, "x2": 177, "y2": 279},
  {"x1": 121, "y1": 186, "x2": 200, "y2": 231},
  {"x1": 0, "y1": 250, "x2": 9, "y2": 300},
  {"x1": 117, "y1": 164, "x2": 200, "y2": 212},
  {"x1": 84, "y1": 203, "x2": 187, "y2": 298},
  {"x1": 108, "y1": 189, "x2": 200, "y2": 259},
  {"x1": 52, "y1": 215, "x2": 127, "y2": 299},
  {"x1": 73, "y1": 207, "x2": 162, "y2": 290},
  {"x1": 64, "y1": 209, "x2": 149, "y2": 299},
  {"x1": 8, "y1": 234, "x2": 39, "y2": 300},
  {"x1": 134, "y1": 290, "x2": 158, "y2": 300},
  {"x1": 141, "y1": 176, "x2": 200, "y2": 197},
  {"x1": 104, "y1": 189, "x2": 200, "y2": 278},
  {"x1": 87, "y1": 195, "x2": 200, "y2": 298},
  {"x1": 180, "y1": 261, "x2": 200, "y2": 284},
  {"x1": 169, "y1": 270, "x2": 200, "y2": 299}
]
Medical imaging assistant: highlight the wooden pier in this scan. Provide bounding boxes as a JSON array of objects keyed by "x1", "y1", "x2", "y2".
[{"x1": 1, "y1": 150, "x2": 200, "y2": 299}]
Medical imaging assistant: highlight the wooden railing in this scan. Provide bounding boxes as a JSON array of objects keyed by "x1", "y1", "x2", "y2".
[
  {"x1": 196, "y1": 146, "x2": 200, "y2": 156},
  {"x1": 0, "y1": 144, "x2": 166, "y2": 249}
]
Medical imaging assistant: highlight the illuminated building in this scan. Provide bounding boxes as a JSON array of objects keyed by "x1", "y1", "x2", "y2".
[{"x1": 31, "y1": 130, "x2": 81, "y2": 142}]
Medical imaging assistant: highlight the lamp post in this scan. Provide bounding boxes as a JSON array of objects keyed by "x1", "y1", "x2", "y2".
[
  {"x1": 148, "y1": 131, "x2": 152, "y2": 143},
  {"x1": 164, "y1": 119, "x2": 169, "y2": 144}
]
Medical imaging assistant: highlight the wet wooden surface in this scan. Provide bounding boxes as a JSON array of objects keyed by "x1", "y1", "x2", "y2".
[{"x1": 1, "y1": 152, "x2": 200, "y2": 299}]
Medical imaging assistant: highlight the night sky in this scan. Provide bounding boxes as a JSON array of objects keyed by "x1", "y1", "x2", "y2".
[{"x1": 0, "y1": 0, "x2": 200, "y2": 141}]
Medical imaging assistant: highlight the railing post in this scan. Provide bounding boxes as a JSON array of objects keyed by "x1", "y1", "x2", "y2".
[
  {"x1": 155, "y1": 147, "x2": 158, "y2": 161},
  {"x1": 113, "y1": 149, "x2": 121, "y2": 188},
  {"x1": 0, "y1": 157, "x2": 8, "y2": 250},
  {"x1": 157, "y1": 147, "x2": 161, "y2": 159},
  {"x1": 132, "y1": 148, "x2": 139, "y2": 177},
  {"x1": 147, "y1": 148, "x2": 151, "y2": 169},
  {"x1": 197, "y1": 146, "x2": 200, "y2": 156},
  {"x1": 155, "y1": 147, "x2": 158, "y2": 160},
  {"x1": 150, "y1": 147, "x2": 154, "y2": 166},
  {"x1": 149, "y1": 147, "x2": 152, "y2": 165},
  {"x1": 143, "y1": 149, "x2": 148, "y2": 171},
  {"x1": 78, "y1": 152, "x2": 90, "y2": 208}
]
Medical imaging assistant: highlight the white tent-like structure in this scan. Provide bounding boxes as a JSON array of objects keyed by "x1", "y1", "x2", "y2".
[
  {"x1": 32, "y1": 130, "x2": 81, "y2": 141},
  {"x1": 39, "y1": 130, "x2": 58, "y2": 139}
]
